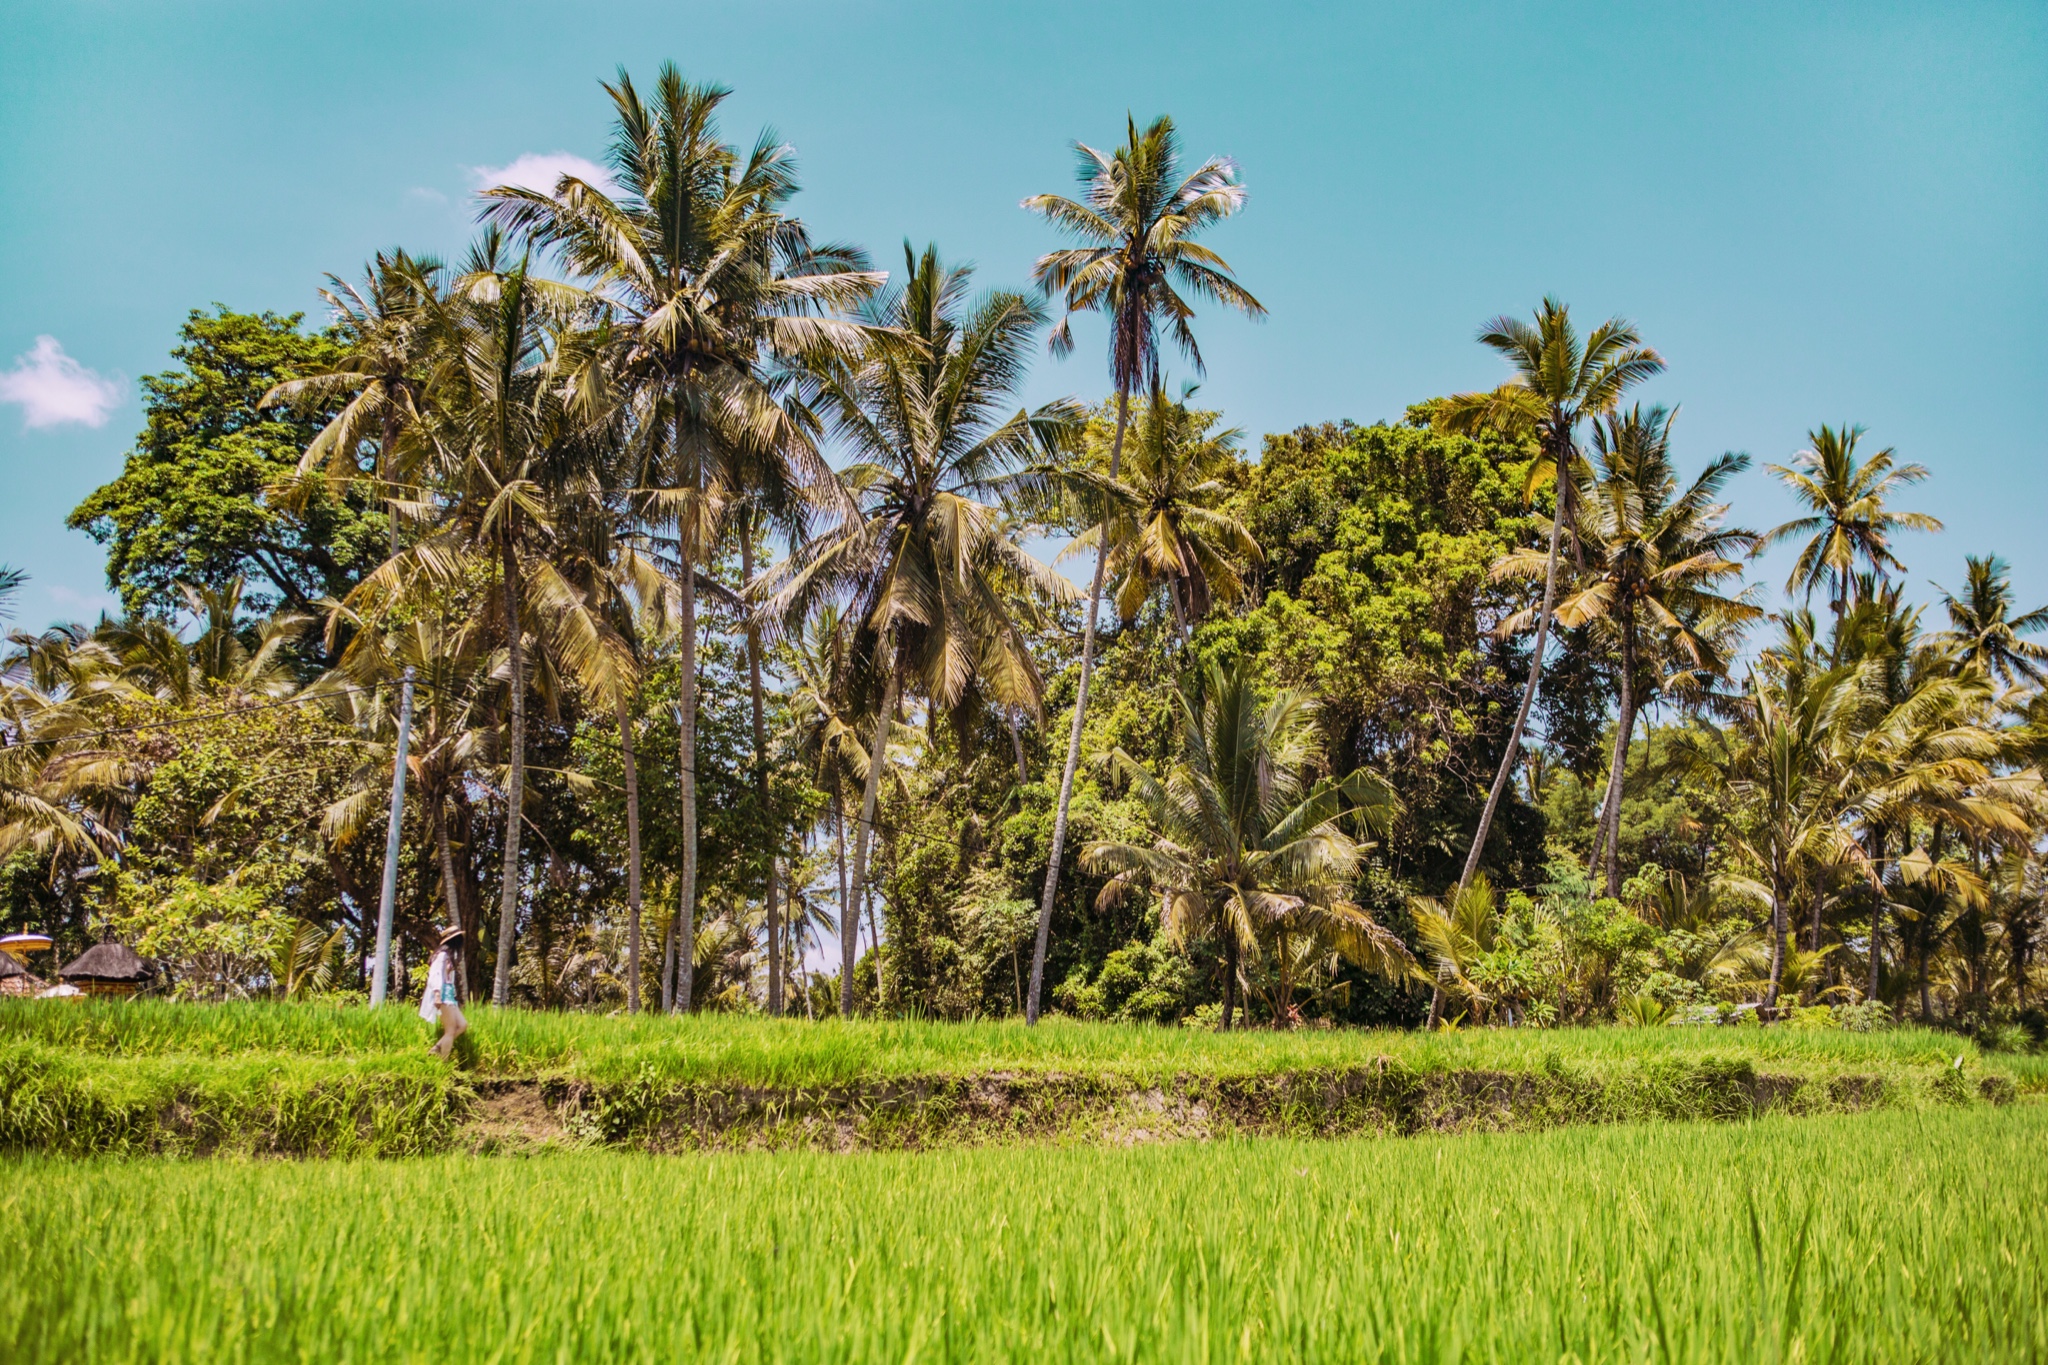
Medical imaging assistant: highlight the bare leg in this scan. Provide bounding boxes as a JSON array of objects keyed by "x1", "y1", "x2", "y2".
[{"x1": 431, "y1": 1001, "x2": 469, "y2": 1058}]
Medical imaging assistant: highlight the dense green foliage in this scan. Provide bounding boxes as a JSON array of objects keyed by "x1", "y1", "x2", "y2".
[
  {"x1": 5, "y1": 68, "x2": 2044, "y2": 1049},
  {"x1": 4, "y1": 1107, "x2": 2043, "y2": 1361},
  {"x1": 1216, "y1": 418, "x2": 1549, "y2": 890},
  {"x1": 65, "y1": 308, "x2": 386, "y2": 620}
]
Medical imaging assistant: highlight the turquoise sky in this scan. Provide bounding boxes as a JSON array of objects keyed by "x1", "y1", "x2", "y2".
[{"x1": 2, "y1": 1, "x2": 2042, "y2": 629}]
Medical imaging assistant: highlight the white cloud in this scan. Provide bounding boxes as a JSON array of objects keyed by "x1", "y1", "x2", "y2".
[
  {"x1": 469, "y1": 151, "x2": 614, "y2": 197},
  {"x1": 0, "y1": 336, "x2": 125, "y2": 430}
]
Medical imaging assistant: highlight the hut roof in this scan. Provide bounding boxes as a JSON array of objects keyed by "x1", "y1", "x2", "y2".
[
  {"x1": 1, "y1": 953, "x2": 49, "y2": 995},
  {"x1": 59, "y1": 941, "x2": 154, "y2": 983}
]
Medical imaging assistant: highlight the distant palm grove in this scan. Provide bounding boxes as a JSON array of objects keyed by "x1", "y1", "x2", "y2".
[{"x1": 6, "y1": 66, "x2": 2046, "y2": 1044}]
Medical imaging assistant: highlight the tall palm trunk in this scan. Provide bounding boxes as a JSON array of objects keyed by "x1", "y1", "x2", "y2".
[
  {"x1": 1865, "y1": 826, "x2": 1885, "y2": 1005},
  {"x1": 615, "y1": 695, "x2": 644, "y2": 1013},
  {"x1": 451, "y1": 791, "x2": 482, "y2": 1000},
  {"x1": 1027, "y1": 387, "x2": 1133, "y2": 1023},
  {"x1": 380, "y1": 409, "x2": 401, "y2": 559},
  {"x1": 672, "y1": 411, "x2": 702, "y2": 1013},
  {"x1": 1589, "y1": 619, "x2": 1635, "y2": 897},
  {"x1": 833, "y1": 778, "x2": 849, "y2": 1012},
  {"x1": 741, "y1": 533, "x2": 781, "y2": 1016},
  {"x1": 491, "y1": 538, "x2": 527, "y2": 1006},
  {"x1": 1764, "y1": 866, "x2": 1788, "y2": 1017},
  {"x1": 1274, "y1": 930, "x2": 1293, "y2": 1030},
  {"x1": 433, "y1": 800, "x2": 459, "y2": 919},
  {"x1": 660, "y1": 902, "x2": 678, "y2": 1012},
  {"x1": 845, "y1": 634, "x2": 900, "y2": 1016},
  {"x1": 1457, "y1": 462, "x2": 1566, "y2": 893},
  {"x1": 1220, "y1": 929, "x2": 1239, "y2": 1031},
  {"x1": 674, "y1": 561, "x2": 699, "y2": 1013},
  {"x1": 1007, "y1": 707, "x2": 1028, "y2": 781},
  {"x1": 867, "y1": 880, "x2": 885, "y2": 1004}
]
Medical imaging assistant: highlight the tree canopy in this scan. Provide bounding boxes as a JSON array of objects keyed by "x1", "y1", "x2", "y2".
[{"x1": 68, "y1": 308, "x2": 387, "y2": 621}]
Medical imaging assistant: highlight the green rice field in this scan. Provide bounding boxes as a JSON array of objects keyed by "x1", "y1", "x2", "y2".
[
  {"x1": 5, "y1": 1000, "x2": 2038, "y2": 1158},
  {"x1": 2, "y1": 1105, "x2": 2041, "y2": 1363},
  {"x1": 7, "y1": 998, "x2": 2038, "y2": 1087}
]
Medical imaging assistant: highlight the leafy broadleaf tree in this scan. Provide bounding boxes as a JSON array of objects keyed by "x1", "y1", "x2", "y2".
[
  {"x1": 1022, "y1": 114, "x2": 1263, "y2": 1023},
  {"x1": 69, "y1": 308, "x2": 385, "y2": 623}
]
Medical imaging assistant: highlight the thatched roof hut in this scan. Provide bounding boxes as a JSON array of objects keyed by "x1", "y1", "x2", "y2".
[
  {"x1": 58, "y1": 941, "x2": 156, "y2": 996},
  {"x1": 0, "y1": 950, "x2": 46, "y2": 997}
]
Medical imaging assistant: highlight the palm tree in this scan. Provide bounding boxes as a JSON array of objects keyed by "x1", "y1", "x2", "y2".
[
  {"x1": 97, "y1": 580, "x2": 305, "y2": 706},
  {"x1": 264, "y1": 250, "x2": 447, "y2": 556},
  {"x1": 785, "y1": 603, "x2": 924, "y2": 1011},
  {"x1": 0, "y1": 628, "x2": 132, "y2": 865},
  {"x1": 1503, "y1": 405, "x2": 1758, "y2": 895},
  {"x1": 1722, "y1": 615, "x2": 1864, "y2": 1013},
  {"x1": 1762, "y1": 424, "x2": 1941, "y2": 628},
  {"x1": 1022, "y1": 115, "x2": 1263, "y2": 1023},
  {"x1": 348, "y1": 240, "x2": 627, "y2": 1005},
  {"x1": 1433, "y1": 299, "x2": 1664, "y2": 893},
  {"x1": 1643, "y1": 869, "x2": 1770, "y2": 1000},
  {"x1": 1054, "y1": 388, "x2": 1258, "y2": 641},
  {"x1": 318, "y1": 609, "x2": 497, "y2": 999},
  {"x1": 764, "y1": 244, "x2": 1078, "y2": 1016},
  {"x1": 1410, "y1": 877, "x2": 1503, "y2": 1027},
  {"x1": 1716, "y1": 611, "x2": 2018, "y2": 1014},
  {"x1": 787, "y1": 604, "x2": 862, "y2": 983},
  {"x1": 726, "y1": 465, "x2": 827, "y2": 1016},
  {"x1": 548, "y1": 414, "x2": 670, "y2": 1013},
  {"x1": 1081, "y1": 657, "x2": 1413, "y2": 1028},
  {"x1": 1935, "y1": 555, "x2": 2048, "y2": 688},
  {"x1": 786, "y1": 604, "x2": 902, "y2": 993},
  {"x1": 1889, "y1": 846, "x2": 1984, "y2": 1020},
  {"x1": 482, "y1": 64, "x2": 878, "y2": 1011},
  {"x1": 1832, "y1": 594, "x2": 2018, "y2": 1003},
  {"x1": 1984, "y1": 851, "x2": 2043, "y2": 1010}
]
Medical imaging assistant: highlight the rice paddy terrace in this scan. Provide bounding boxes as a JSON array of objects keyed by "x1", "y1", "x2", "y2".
[{"x1": 2, "y1": 1000, "x2": 2038, "y2": 1157}]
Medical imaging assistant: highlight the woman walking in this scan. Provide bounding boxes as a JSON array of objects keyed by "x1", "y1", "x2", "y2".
[{"x1": 420, "y1": 927, "x2": 468, "y2": 1058}]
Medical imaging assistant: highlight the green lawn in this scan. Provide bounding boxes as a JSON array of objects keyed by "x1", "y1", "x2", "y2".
[{"x1": 2, "y1": 1105, "x2": 2041, "y2": 1363}]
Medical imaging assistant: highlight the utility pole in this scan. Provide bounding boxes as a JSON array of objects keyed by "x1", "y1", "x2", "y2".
[{"x1": 369, "y1": 667, "x2": 416, "y2": 1007}]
